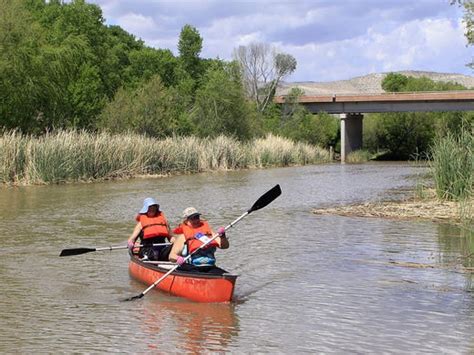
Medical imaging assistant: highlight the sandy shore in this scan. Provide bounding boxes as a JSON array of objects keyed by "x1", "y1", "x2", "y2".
[{"x1": 312, "y1": 190, "x2": 472, "y2": 225}]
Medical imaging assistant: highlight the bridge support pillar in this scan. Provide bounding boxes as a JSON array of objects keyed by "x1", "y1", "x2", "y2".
[{"x1": 340, "y1": 113, "x2": 363, "y2": 163}]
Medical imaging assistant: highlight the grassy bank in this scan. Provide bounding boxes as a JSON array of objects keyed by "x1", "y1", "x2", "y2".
[{"x1": 0, "y1": 131, "x2": 330, "y2": 185}]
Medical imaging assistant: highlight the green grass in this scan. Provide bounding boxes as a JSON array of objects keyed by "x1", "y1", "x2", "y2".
[
  {"x1": 0, "y1": 130, "x2": 331, "y2": 185},
  {"x1": 430, "y1": 128, "x2": 473, "y2": 201}
]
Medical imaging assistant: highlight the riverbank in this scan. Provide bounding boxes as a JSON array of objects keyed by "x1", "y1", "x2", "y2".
[
  {"x1": 0, "y1": 130, "x2": 330, "y2": 185},
  {"x1": 313, "y1": 189, "x2": 472, "y2": 225},
  {"x1": 314, "y1": 128, "x2": 473, "y2": 226}
]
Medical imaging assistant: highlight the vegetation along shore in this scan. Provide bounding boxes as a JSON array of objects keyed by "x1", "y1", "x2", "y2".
[
  {"x1": 312, "y1": 190, "x2": 472, "y2": 225},
  {"x1": 314, "y1": 129, "x2": 473, "y2": 226},
  {"x1": 0, "y1": 130, "x2": 330, "y2": 185}
]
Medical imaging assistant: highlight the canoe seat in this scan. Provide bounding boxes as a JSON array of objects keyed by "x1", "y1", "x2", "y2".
[{"x1": 142, "y1": 260, "x2": 176, "y2": 270}]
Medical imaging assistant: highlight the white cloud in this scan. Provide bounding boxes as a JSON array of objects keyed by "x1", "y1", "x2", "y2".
[
  {"x1": 281, "y1": 15, "x2": 472, "y2": 81},
  {"x1": 116, "y1": 13, "x2": 156, "y2": 34},
  {"x1": 90, "y1": 0, "x2": 473, "y2": 82}
]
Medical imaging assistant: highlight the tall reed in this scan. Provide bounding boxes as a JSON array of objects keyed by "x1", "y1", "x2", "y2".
[
  {"x1": 345, "y1": 150, "x2": 372, "y2": 163},
  {"x1": 0, "y1": 130, "x2": 27, "y2": 183},
  {"x1": 430, "y1": 128, "x2": 473, "y2": 201},
  {"x1": 250, "y1": 134, "x2": 330, "y2": 167},
  {"x1": 0, "y1": 131, "x2": 331, "y2": 185}
]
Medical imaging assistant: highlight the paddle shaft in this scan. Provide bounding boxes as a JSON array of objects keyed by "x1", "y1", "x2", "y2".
[
  {"x1": 95, "y1": 243, "x2": 170, "y2": 251},
  {"x1": 59, "y1": 243, "x2": 171, "y2": 257}
]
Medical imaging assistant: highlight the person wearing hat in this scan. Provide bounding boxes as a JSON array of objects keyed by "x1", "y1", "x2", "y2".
[
  {"x1": 168, "y1": 207, "x2": 229, "y2": 271},
  {"x1": 127, "y1": 197, "x2": 174, "y2": 261}
]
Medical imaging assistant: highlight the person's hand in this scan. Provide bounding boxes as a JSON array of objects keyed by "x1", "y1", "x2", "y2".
[
  {"x1": 217, "y1": 227, "x2": 226, "y2": 235},
  {"x1": 127, "y1": 240, "x2": 135, "y2": 250},
  {"x1": 176, "y1": 256, "x2": 185, "y2": 265}
]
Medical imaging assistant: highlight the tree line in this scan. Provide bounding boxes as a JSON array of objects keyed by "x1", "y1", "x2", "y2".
[
  {"x1": 1, "y1": 0, "x2": 333, "y2": 145},
  {"x1": 1, "y1": 0, "x2": 472, "y2": 161},
  {"x1": 363, "y1": 73, "x2": 473, "y2": 160}
]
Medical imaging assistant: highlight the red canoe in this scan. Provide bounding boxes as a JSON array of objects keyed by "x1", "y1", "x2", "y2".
[{"x1": 128, "y1": 253, "x2": 238, "y2": 303}]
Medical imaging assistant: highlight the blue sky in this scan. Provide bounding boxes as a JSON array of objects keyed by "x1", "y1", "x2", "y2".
[{"x1": 90, "y1": 0, "x2": 473, "y2": 82}]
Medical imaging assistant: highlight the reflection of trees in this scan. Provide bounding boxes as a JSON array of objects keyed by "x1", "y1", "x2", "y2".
[
  {"x1": 437, "y1": 224, "x2": 473, "y2": 291},
  {"x1": 139, "y1": 298, "x2": 239, "y2": 353},
  {"x1": 437, "y1": 224, "x2": 474, "y2": 267}
]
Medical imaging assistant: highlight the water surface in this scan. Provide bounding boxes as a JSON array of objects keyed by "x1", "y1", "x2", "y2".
[{"x1": 0, "y1": 162, "x2": 472, "y2": 353}]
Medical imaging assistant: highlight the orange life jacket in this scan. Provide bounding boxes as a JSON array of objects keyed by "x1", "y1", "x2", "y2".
[
  {"x1": 136, "y1": 212, "x2": 169, "y2": 240},
  {"x1": 181, "y1": 220, "x2": 219, "y2": 253}
]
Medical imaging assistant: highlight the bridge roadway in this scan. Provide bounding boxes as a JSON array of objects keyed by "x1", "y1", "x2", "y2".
[{"x1": 274, "y1": 90, "x2": 474, "y2": 162}]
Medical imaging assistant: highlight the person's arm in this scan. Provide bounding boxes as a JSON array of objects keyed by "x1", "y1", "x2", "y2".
[
  {"x1": 128, "y1": 222, "x2": 142, "y2": 248},
  {"x1": 166, "y1": 223, "x2": 176, "y2": 243},
  {"x1": 214, "y1": 227, "x2": 229, "y2": 249},
  {"x1": 216, "y1": 235, "x2": 229, "y2": 249},
  {"x1": 169, "y1": 235, "x2": 185, "y2": 262}
]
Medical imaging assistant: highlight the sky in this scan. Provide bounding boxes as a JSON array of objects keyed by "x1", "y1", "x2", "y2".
[{"x1": 89, "y1": 0, "x2": 473, "y2": 82}]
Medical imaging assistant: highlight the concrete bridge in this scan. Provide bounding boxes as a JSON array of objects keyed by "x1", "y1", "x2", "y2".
[{"x1": 274, "y1": 91, "x2": 474, "y2": 162}]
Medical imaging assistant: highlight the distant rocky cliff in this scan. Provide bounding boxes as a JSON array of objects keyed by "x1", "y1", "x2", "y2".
[{"x1": 277, "y1": 71, "x2": 474, "y2": 96}]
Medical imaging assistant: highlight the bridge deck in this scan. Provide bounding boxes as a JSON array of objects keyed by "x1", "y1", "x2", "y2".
[
  {"x1": 274, "y1": 90, "x2": 474, "y2": 114},
  {"x1": 274, "y1": 90, "x2": 474, "y2": 162},
  {"x1": 275, "y1": 90, "x2": 474, "y2": 103}
]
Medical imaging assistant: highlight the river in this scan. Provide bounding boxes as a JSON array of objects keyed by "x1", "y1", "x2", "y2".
[{"x1": 0, "y1": 162, "x2": 472, "y2": 353}]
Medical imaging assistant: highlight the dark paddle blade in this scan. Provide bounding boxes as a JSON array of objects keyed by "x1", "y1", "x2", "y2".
[
  {"x1": 248, "y1": 184, "x2": 282, "y2": 213},
  {"x1": 59, "y1": 247, "x2": 96, "y2": 257},
  {"x1": 121, "y1": 293, "x2": 144, "y2": 302}
]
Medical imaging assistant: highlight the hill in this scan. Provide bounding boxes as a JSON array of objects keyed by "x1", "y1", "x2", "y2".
[{"x1": 276, "y1": 70, "x2": 474, "y2": 96}]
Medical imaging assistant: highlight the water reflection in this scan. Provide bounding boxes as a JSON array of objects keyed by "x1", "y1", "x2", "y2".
[
  {"x1": 140, "y1": 299, "x2": 239, "y2": 353},
  {"x1": 437, "y1": 224, "x2": 474, "y2": 292},
  {"x1": 437, "y1": 224, "x2": 474, "y2": 267}
]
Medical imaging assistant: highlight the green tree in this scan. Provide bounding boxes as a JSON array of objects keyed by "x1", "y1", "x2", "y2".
[
  {"x1": 100, "y1": 25, "x2": 144, "y2": 97},
  {"x1": 97, "y1": 75, "x2": 180, "y2": 137},
  {"x1": 0, "y1": 0, "x2": 43, "y2": 131},
  {"x1": 125, "y1": 47, "x2": 177, "y2": 87},
  {"x1": 13, "y1": 0, "x2": 110, "y2": 131},
  {"x1": 192, "y1": 62, "x2": 254, "y2": 140},
  {"x1": 279, "y1": 89, "x2": 338, "y2": 147},
  {"x1": 453, "y1": 0, "x2": 473, "y2": 68},
  {"x1": 0, "y1": 0, "x2": 97, "y2": 132},
  {"x1": 1, "y1": 0, "x2": 181, "y2": 133},
  {"x1": 366, "y1": 112, "x2": 436, "y2": 160},
  {"x1": 365, "y1": 73, "x2": 470, "y2": 159},
  {"x1": 383, "y1": 72, "x2": 466, "y2": 92},
  {"x1": 68, "y1": 63, "x2": 106, "y2": 128},
  {"x1": 381, "y1": 73, "x2": 409, "y2": 92},
  {"x1": 178, "y1": 24, "x2": 203, "y2": 82}
]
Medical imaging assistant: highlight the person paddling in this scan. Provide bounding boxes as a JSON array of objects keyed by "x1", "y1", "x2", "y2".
[
  {"x1": 128, "y1": 198, "x2": 174, "y2": 261},
  {"x1": 169, "y1": 207, "x2": 229, "y2": 272}
]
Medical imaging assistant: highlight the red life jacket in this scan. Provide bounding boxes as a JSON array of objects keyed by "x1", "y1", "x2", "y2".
[
  {"x1": 180, "y1": 220, "x2": 219, "y2": 253},
  {"x1": 136, "y1": 212, "x2": 169, "y2": 240}
]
